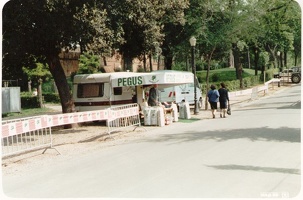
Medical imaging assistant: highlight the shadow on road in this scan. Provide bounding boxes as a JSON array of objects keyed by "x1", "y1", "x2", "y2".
[
  {"x1": 141, "y1": 126, "x2": 301, "y2": 144},
  {"x1": 206, "y1": 164, "x2": 300, "y2": 175}
]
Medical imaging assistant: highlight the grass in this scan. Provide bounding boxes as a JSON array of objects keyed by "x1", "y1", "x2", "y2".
[
  {"x1": 197, "y1": 68, "x2": 258, "y2": 82},
  {"x1": 2, "y1": 107, "x2": 55, "y2": 120},
  {"x1": 178, "y1": 118, "x2": 200, "y2": 123}
]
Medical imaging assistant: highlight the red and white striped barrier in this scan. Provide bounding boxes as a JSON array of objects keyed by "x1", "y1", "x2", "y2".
[
  {"x1": 1, "y1": 110, "x2": 109, "y2": 138},
  {"x1": 1, "y1": 104, "x2": 140, "y2": 157},
  {"x1": 1, "y1": 116, "x2": 54, "y2": 157}
]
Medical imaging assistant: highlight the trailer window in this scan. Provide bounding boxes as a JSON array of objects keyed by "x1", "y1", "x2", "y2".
[
  {"x1": 113, "y1": 87, "x2": 122, "y2": 95},
  {"x1": 77, "y1": 83, "x2": 104, "y2": 98}
]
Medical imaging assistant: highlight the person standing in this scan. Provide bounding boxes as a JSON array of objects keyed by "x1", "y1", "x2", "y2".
[
  {"x1": 207, "y1": 84, "x2": 220, "y2": 118},
  {"x1": 218, "y1": 82, "x2": 230, "y2": 118},
  {"x1": 148, "y1": 84, "x2": 160, "y2": 106}
]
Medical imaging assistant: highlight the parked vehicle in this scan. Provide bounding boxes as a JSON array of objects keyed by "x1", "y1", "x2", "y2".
[
  {"x1": 290, "y1": 67, "x2": 301, "y2": 83},
  {"x1": 158, "y1": 80, "x2": 203, "y2": 108},
  {"x1": 72, "y1": 70, "x2": 196, "y2": 112},
  {"x1": 72, "y1": 73, "x2": 134, "y2": 112},
  {"x1": 274, "y1": 67, "x2": 301, "y2": 83}
]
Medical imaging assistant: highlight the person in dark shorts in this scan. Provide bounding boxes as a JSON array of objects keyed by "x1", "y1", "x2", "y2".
[
  {"x1": 218, "y1": 82, "x2": 230, "y2": 118},
  {"x1": 207, "y1": 84, "x2": 220, "y2": 118}
]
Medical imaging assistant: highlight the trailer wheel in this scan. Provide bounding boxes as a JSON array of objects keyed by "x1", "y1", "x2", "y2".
[{"x1": 291, "y1": 74, "x2": 301, "y2": 84}]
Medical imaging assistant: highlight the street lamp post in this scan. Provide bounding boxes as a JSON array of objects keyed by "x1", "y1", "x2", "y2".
[
  {"x1": 277, "y1": 51, "x2": 280, "y2": 69},
  {"x1": 189, "y1": 36, "x2": 199, "y2": 115}
]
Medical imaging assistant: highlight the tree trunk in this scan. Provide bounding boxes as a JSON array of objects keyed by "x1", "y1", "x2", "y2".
[
  {"x1": 205, "y1": 59, "x2": 210, "y2": 110},
  {"x1": 294, "y1": 51, "x2": 298, "y2": 66},
  {"x1": 123, "y1": 56, "x2": 133, "y2": 71},
  {"x1": 204, "y1": 48, "x2": 216, "y2": 110},
  {"x1": 157, "y1": 55, "x2": 161, "y2": 70},
  {"x1": 164, "y1": 55, "x2": 173, "y2": 70},
  {"x1": 239, "y1": 64, "x2": 243, "y2": 88},
  {"x1": 280, "y1": 53, "x2": 283, "y2": 70},
  {"x1": 266, "y1": 44, "x2": 277, "y2": 68},
  {"x1": 254, "y1": 47, "x2": 259, "y2": 76},
  {"x1": 229, "y1": 49, "x2": 234, "y2": 68},
  {"x1": 262, "y1": 63, "x2": 266, "y2": 82},
  {"x1": 232, "y1": 44, "x2": 239, "y2": 78},
  {"x1": 247, "y1": 47, "x2": 251, "y2": 69},
  {"x1": 47, "y1": 54, "x2": 76, "y2": 129},
  {"x1": 102, "y1": 56, "x2": 107, "y2": 66},
  {"x1": 149, "y1": 54, "x2": 153, "y2": 72},
  {"x1": 143, "y1": 55, "x2": 147, "y2": 71},
  {"x1": 284, "y1": 51, "x2": 287, "y2": 68},
  {"x1": 38, "y1": 78, "x2": 43, "y2": 108},
  {"x1": 232, "y1": 43, "x2": 243, "y2": 89}
]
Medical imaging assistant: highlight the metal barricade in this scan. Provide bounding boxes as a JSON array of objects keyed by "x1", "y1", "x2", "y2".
[
  {"x1": 1, "y1": 116, "x2": 60, "y2": 157},
  {"x1": 1, "y1": 105, "x2": 144, "y2": 157},
  {"x1": 107, "y1": 103, "x2": 142, "y2": 135}
]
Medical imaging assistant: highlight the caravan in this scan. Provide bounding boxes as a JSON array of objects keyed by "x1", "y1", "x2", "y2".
[
  {"x1": 72, "y1": 70, "x2": 197, "y2": 112},
  {"x1": 72, "y1": 72, "x2": 136, "y2": 112}
]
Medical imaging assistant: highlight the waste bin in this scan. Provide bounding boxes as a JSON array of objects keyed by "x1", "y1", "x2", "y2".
[
  {"x1": 171, "y1": 103, "x2": 178, "y2": 122},
  {"x1": 179, "y1": 101, "x2": 191, "y2": 119},
  {"x1": 143, "y1": 106, "x2": 165, "y2": 126}
]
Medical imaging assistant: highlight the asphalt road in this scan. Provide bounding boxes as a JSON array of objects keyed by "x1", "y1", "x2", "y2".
[{"x1": 2, "y1": 84, "x2": 301, "y2": 198}]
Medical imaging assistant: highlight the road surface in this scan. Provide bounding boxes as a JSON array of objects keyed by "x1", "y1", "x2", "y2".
[{"x1": 2, "y1": 84, "x2": 301, "y2": 198}]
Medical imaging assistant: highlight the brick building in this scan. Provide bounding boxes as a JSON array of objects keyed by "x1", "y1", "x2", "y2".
[{"x1": 59, "y1": 48, "x2": 164, "y2": 76}]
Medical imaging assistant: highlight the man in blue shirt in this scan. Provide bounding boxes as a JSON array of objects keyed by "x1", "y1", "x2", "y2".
[{"x1": 207, "y1": 84, "x2": 220, "y2": 118}]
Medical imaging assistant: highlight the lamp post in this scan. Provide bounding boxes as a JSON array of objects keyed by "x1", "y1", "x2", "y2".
[
  {"x1": 277, "y1": 51, "x2": 281, "y2": 70},
  {"x1": 189, "y1": 36, "x2": 199, "y2": 114}
]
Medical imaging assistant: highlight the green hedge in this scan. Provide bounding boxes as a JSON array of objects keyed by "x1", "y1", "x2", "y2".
[
  {"x1": 43, "y1": 93, "x2": 60, "y2": 103},
  {"x1": 20, "y1": 92, "x2": 60, "y2": 108},
  {"x1": 200, "y1": 75, "x2": 261, "y2": 94},
  {"x1": 21, "y1": 93, "x2": 40, "y2": 108}
]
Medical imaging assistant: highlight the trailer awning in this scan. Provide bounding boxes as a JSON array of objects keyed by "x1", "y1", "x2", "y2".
[
  {"x1": 73, "y1": 70, "x2": 195, "y2": 87},
  {"x1": 111, "y1": 70, "x2": 194, "y2": 87}
]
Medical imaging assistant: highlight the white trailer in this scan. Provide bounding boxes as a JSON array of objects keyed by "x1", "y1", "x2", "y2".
[
  {"x1": 72, "y1": 70, "x2": 196, "y2": 112},
  {"x1": 72, "y1": 72, "x2": 137, "y2": 112}
]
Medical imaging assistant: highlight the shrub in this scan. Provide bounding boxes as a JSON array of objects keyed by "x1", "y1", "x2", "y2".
[
  {"x1": 43, "y1": 93, "x2": 60, "y2": 103},
  {"x1": 137, "y1": 67, "x2": 145, "y2": 72},
  {"x1": 196, "y1": 60, "x2": 204, "y2": 71},
  {"x1": 200, "y1": 75, "x2": 261, "y2": 94},
  {"x1": 211, "y1": 73, "x2": 220, "y2": 82},
  {"x1": 21, "y1": 92, "x2": 40, "y2": 108},
  {"x1": 197, "y1": 75, "x2": 203, "y2": 84},
  {"x1": 172, "y1": 63, "x2": 187, "y2": 71},
  {"x1": 42, "y1": 81, "x2": 56, "y2": 93}
]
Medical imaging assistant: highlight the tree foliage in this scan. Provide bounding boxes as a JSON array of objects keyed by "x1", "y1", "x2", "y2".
[
  {"x1": 2, "y1": 0, "x2": 301, "y2": 116},
  {"x1": 78, "y1": 53, "x2": 101, "y2": 74},
  {"x1": 22, "y1": 63, "x2": 52, "y2": 81}
]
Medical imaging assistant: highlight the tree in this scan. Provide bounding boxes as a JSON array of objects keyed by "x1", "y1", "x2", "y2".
[
  {"x1": 2, "y1": 0, "x2": 300, "y2": 117},
  {"x1": 252, "y1": 0, "x2": 300, "y2": 71},
  {"x1": 22, "y1": 62, "x2": 52, "y2": 87},
  {"x1": 107, "y1": 0, "x2": 189, "y2": 71},
  {"x1": 78, "y1": 53, "x2": 101, "y2": 74},
  {"x1": 2, "y1": 0, "x2": 114, "y2": 120},
  {"x1": 160, "y1": 0, "x2": 189, "y2": 70}
]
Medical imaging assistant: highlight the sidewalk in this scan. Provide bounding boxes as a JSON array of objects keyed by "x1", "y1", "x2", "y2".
[
  {"x1": 188, "y1": 83, "x2": 291, "y2": 120},
  {"x1": 43, "y1": 83, "x2": 293, "y2": 122}
]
